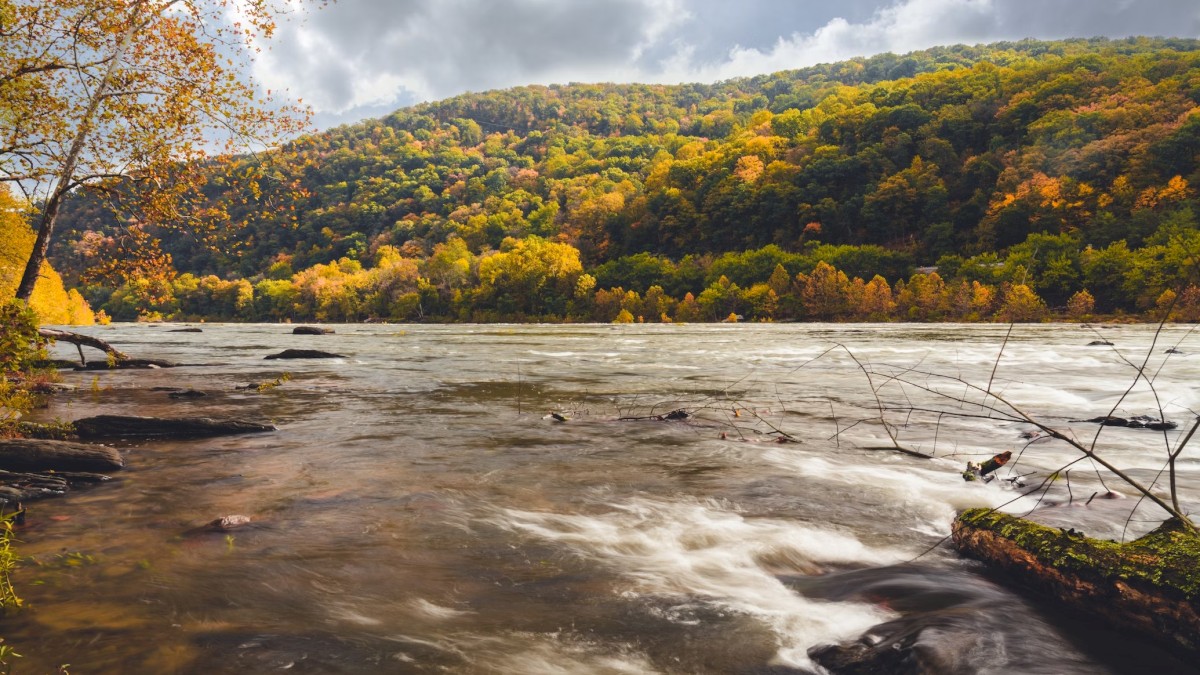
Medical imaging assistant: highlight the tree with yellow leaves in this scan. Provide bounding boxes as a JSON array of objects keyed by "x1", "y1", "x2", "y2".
[
  {"x1": 0, "y1": 0, "x2": 315, "y2": 302},
  {"x1": 0, "y1": 188, "x2": 93, "y2": 323}
]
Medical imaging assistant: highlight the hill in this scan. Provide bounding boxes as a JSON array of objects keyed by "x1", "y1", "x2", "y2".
[{"x1": 48, "y1": 37, "x2": 1200, "y2": 322}]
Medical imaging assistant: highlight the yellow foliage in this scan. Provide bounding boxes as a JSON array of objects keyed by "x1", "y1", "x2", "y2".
[{"x1": 0, "y1": 189, "x2": 93, "y2": 324}]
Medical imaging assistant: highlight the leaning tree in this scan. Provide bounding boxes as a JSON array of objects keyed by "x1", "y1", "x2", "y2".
[{"x1": 0, "y1": 0, "x2": 316, "y2": 302}]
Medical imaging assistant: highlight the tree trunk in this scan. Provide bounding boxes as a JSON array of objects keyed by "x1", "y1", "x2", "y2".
[{"x1": 15, "y1": 12, "x2": 141, "y2": 302}]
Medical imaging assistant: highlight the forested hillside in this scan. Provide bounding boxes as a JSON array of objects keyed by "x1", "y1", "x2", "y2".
[{"x1": 50, "y1": 37, "x2": 1200, "y2": 322}]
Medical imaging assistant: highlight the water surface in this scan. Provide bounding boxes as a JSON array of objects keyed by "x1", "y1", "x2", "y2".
[{"x1": 11, "y1": 323, "x2": 1199, "y2": 673}]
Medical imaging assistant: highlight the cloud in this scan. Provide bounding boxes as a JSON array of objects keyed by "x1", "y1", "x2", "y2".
[
  {"x1": 248, "y1": 0, "x2": 1200, "y2": 129},
  {"x1": 254, "y1": 0, "x2": 689, "y2": 122}
]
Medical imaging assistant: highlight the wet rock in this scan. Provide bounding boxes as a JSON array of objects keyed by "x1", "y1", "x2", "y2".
[
  {"x1": 206, "y1": 515, "x2": 252, "y2": 531},
  {"x1": 167, "y1": 389, "x2": 207, "y2": 399},
  {"x1": 1082, "y1": 415, "x2": 1176, "y2": 430},
  {"x1": 809, "y1": 633, "x2": 926, "y2": 675},
  {"x1": 1166, "y1": 347, "x2": 1184, "y2": 355},
  {"x1": 1087, "y1": 340, "x2": 1114, "y2": 346},
  {"x1": 51, "y1": 471, "x2": 113, "y2": 485},
  {"x1": 168, "y1": 327, "x2": 203, "y2": 333},
  {"x1": 292, "y1": 326, "x2": 335, "y2": 335},
  {"x1": 264, "y1": 348, "x2": 344, "y2": 360},
  {"x1": 0, "y1": 439, "x2": 124, "y2": 472},
  {"x1": 73, "y1": 415, "x2": 275, "y2": 439}
]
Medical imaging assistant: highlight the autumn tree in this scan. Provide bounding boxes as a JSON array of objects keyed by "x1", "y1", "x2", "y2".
[{"x1": 0, "y1": 0, "x2": 312, "y2": 302}]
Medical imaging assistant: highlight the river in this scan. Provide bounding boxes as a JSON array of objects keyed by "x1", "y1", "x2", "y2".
[{"x1": 9, "y1": 322, "x2": 1199, "y2": 673}]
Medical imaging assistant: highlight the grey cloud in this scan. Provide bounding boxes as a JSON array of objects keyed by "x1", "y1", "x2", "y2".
[
  {"x1": 255, "y1": 0, "x2": 1200, "y2": 130},
  {"x1": 988, "y1": 0, "x2": 1200, "y2": 40},
  {"x1": 261, "y1": 0, "x2": 682, "y2": 115}
]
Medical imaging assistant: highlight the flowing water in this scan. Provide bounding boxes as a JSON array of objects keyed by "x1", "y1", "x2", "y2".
[{"x1": 9, "y1": 323, "x2": 1200, "y2": 674}]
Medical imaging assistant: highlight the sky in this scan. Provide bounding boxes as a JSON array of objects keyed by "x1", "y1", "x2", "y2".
[{"x1": 249, "y1": 0, "x2": 1200, "y2": 130}]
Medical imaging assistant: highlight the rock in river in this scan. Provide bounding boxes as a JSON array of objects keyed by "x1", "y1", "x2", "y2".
[
  {"x1": 264, "y1": 348, "x2": 344, "y2": 360},
  {"x1": 73, "y1": 415, "x2": 276, "y2": 439},
  {"x1": 292, "y1": 326, "x2": 334, "y2": 335},
  {"x1": 0, "y1": 439, "x2": 124, "y2": 472}
]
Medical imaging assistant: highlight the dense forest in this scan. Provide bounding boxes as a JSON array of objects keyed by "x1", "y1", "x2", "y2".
[{"x1": 46, "y1": 37, "x2": 1200, "y2": 322}]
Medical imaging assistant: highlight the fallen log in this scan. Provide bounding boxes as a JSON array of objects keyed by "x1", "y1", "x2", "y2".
[
  {"x1": 952, "y1": 508, "x2": 1200, "y2": 656},
  {"x1": 0, "y1": 439, "x2": 124, "y2": 472},
  {"x1": 76, "y1": 358, "x2": 177, "y2": 370},
  {"x1": 38, "y1": 327, "x2": 128, "y2": 362},
  {"x1": 73, "y1": 414, "x2": 275, "y2": 439}
]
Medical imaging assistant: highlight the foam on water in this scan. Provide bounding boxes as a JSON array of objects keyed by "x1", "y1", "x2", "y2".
[
  {"x1": 493, "y1": 497, "x2": 904, "y2": 669},
  {"x1": 757, "y1": 449, "x2": 1042, "y2": 536}
]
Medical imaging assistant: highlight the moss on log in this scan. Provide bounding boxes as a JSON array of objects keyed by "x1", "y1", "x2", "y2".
[{"x1": 952, "y1": 508, "x2": 1200, "y2": 655}]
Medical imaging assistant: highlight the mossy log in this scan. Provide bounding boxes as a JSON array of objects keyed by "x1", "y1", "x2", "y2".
[{"x1": 952, "y1": 508, "x2": 1200, "y2": 655}]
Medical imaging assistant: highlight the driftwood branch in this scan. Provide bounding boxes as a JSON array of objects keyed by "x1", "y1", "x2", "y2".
[{"x1": 38, "y1": 328, "x2": 129, "y2": 363}]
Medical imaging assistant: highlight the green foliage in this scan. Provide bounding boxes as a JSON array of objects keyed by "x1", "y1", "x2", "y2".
[{"x1": 0, "y1": 301, "x2": 44, "y2": 379}]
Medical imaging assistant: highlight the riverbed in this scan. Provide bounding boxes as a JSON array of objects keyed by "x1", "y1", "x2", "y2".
[{"x1": 10, "y1": 323, "x2": 1199, "y2": 673}]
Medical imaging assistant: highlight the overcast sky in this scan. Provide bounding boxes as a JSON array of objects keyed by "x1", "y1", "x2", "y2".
[{"x1": 250, "y1": 0, "x2": 1200, "y2": 130}]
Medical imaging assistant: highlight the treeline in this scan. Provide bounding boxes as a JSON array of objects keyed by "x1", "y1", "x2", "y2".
[
  {"x1": 96, "y1": 236, "x2": 1200, "y2": 324},
  {"x1": 49, "y1": 37, "x2": 1200, "y2": 321}
]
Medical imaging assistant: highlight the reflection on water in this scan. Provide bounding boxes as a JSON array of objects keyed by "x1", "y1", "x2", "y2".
[{"x1": 6, "y1": 323, "x2": 1198, "y2": 673}]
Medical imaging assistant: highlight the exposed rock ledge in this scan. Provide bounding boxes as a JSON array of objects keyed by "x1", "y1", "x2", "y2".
[
  {"x1": 0, "y1": 439, "x2": 123, "y2": 472},
  {"x1": 951, "y1": 508, "x2": 1200, "y2": 656},
  {"x1": 73, "y1": 415, "x2": 276, "y2": 439}
]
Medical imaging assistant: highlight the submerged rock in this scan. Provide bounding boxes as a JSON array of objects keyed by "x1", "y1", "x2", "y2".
[
  {"x1": 292, "y1": 326, "x2": 334, "y2": 335},
  {"x1": 264, "y1": 348, "x2": 344, "y2": 360},
  {"x1": 206, "y1": 515, "x2": 252, "y2": 531},
  {"x1": 73, "y1": 415, "x2": 275, "y2": 439}
]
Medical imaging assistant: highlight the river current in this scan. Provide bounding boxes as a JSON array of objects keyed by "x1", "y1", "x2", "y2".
[{"x1": 10, "y1": 322, "x2": 1200, "y2": 673}]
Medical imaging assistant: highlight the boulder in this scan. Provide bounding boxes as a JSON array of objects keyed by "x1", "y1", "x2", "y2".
[
  {"x1": 0, "y1": 439, "x2": 124, "y2": 472},
  {"x1": 73, "y1": 415, "x2": 275, "y2": 439},
  {"x1": 292, "y1": 326, "x2": 334, "y2": 335},
  {"x1": 264, "y1": 349, "x2": 344, "y2": 360},
  {"x1": 168, "y1": 328, "x2": 203, "y2": 333}
]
